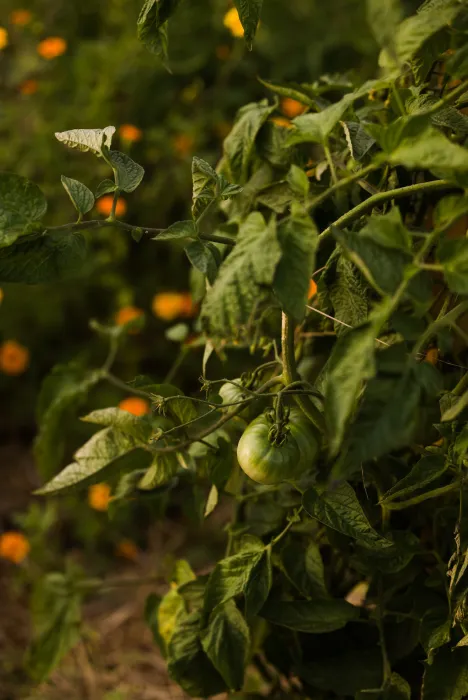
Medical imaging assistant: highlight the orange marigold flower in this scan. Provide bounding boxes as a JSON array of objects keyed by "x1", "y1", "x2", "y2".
[
  {"x1": 0, "y1": 340, "x2": 29, "y2": 376},
  {"x1": 0, "y1": 531, "x2": 30, "y2": 564},
  {"x1": 115, "y1": 305, "x2": 144, "y2": 332},
  {"x1": 223, "y1": 8, "x2": 244, "y2": 37},
  {"x1": 37, "y1": 37, "x2": 67, "y2": 60},
  {"x1": 172, "y1": 134, "x2": 195, "y2": 158},
  {"x1": 425, "y1": 348, "x2": 439, "y2": 365},
  {"x1": 216, "y1": 44, "x2": 231, "y2": 60},
  {"x1": 281, "y1": 98, "x2": 307, "y2": 119},
  {"x1": 119, "y1": 124, "x2": 142, "y2": 142},
  {"x1": 88, "y1": 483, "x2": 111, "y2": 511},
  {"x1": 271, "y1": 116, "x2": 293, "y2": 129},
  {"x1": 96, "y1": 195, "x2": 127, "y2": 218},
  {"x1": 118, "y1": 397, "x2": 150, "y2": 416},
  {"x1": 0, "y1": 28, "x2": 8, "y2": 50},
  {"x1": 308, "y1": 279, "x2": 318, "y2": 299},
  {"x1": 10, "y1": 9, "x2": 32, "y2": 26},
  {"x1": 19, "y1": 79, "x2": 38, "y2": 95},
  {"x1": 152, "y1": 292, "x2": 195, "y2": 321},
  {"x1": 116, "y1": 539, "x2": 140, "y2": 561}
]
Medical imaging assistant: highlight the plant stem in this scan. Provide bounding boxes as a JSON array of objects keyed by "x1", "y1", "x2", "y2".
[
  {"x1": 104, "y1": 372, "x2": 154, "y2": 399},
  {"x1": 324, "y1": 141, "x2": 338, "y2": 185},
  {"x1": 108, "y1": 189, "x2": 120, "y2": 221},
  {"x1": 308, "y1": 164, "x2": 378, "y2": 212},
  {"x1": 454, "y1": 371, "x2": 468, "y2": 397},
  {"x1": 319, "y1": 179, "x2": 457, "y2": 243},
  {"x1": 270, "y1": 506, "x2": 304, "y2": 547},
  {"x1": 425, "y1": 79, "x2": 468, "y2": 116},
  {"x1": 281, "y1": 313, "x2": 325, "y2": 433}
]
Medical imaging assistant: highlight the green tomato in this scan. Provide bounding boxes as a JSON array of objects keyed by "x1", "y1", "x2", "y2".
[
  {"x1": 288, "y1": 408, "x2": 321, "y2": 471},
  {"x1": 237, "y1": 414, "x2": 301, "y2": 485}
]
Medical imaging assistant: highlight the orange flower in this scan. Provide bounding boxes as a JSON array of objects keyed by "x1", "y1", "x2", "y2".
[
  {"x1": 424, "y1": 348, "x2": 439, "y2": 366},
  {"x1": 37, "y1": 37, "x2": 67, "y2": 60},
  {"x1": 19, "y1": 79, "x2": 38, "y2": 95},
  {"x1": 281, "y1": 98, "x2": 307, "y2": 119},
  {"x1": 0, "y1": 288, "x2": 3, "y2": 304},
  {"x1": 271, "y1": 116, "x2": 293, "y2": 129},
  {"x1": 10, "y1": 9, "x2": 32, "y2": 26},
  {"x1": 0, "y1": 531, "x2": 30, "y2": 564},
  {"x1": 116, "y1": 539, "x2": 140, "y2": 561},
  {"x1": 216, "y1": 44, "x2": 231, "y2": 60},
  {"x1": 172, "y1": 134, "x2": 195, "y2": 158},
  {"x1": 88, "y1": 483, "x2": 111, "y2": 511},
  {"x1": 115, "y1": 305, "x2": 144, "y2": 332},
  {"x1": 0, "y1": 340, "x2": 29, "y2": 375},
  {"x1": 0, "y1": 28, "x2": 8, "y2": 50},
  {"x1": 308, "y1": 279, "x2": 318, "y2": 299},
  {"x1": 119, "y1": 124, "x2": 142, "y2": 142},
  {"x1": 96, "y1": 195, "x2": 127, "y2": 218},
  {"x1": 223, "y1": 8, "x2": 244, "y2": 37},
  {"x1": 152, "y1": 292, "x2": 195, "y2": 321},
  {"x1": 118, "y1": 397, "x2": 150, "y2": 416}
]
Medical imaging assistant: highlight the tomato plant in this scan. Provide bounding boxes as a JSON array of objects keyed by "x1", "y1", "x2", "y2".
[{"x1": 2, "y1": 0, "x2": 468, "y2": 697}]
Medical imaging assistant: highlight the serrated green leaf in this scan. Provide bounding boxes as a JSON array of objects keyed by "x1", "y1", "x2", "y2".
[
  {"x1": 233, "y1": 0, "x2": 262, "y2": 49},
  {"x1": 155, "y1": 220, "x2": 197, "y2": 241},
  {"x1": 261, "y1": 597, "x2": 358, "y2": 633},
  {"x1": 367, "y1": 0, "x2": 402, "y2": 60},
  {"x1": 223, "y1": 100, "x2": 276, "y2": 184},
  {"x1": 286, "y1": 165, "x2": 309, "y2": 199},
  {"x1": 203, "y1": 547, "x2": 264, "y2": 616},
  {"x1": 437, "y1": 239, "x2": 468, "y2": 294},
  {"x1": 361, "y1": 207, "x2": 411, "y2": 251},
  {"x1": 185, "y1": 240, "x2": 218, "y2": 285},
  {"x1": 108, "y1": 150, "x2": 144, "y2": 193},
  {"x1": 245, "y1": 548, "x2": 272, "y2": 617},
  {"x1": 303, "y1": 482, "x2": 392, "y2": 549},
  {"x1": 191, "y1": 156, "x2": 218, "y2": 219},
  {"x1": 381, "y1": 454, "x2": 448, "y2": 504},
  {"x1": 61, "y1": 176, "x2": 94, "y2": 217},
  {"x1": 138, "y1": 452, "x2": 179, "y2": 490},
  {"x1": 81, "y1": 407, "x2": 153, "y2": 442},
  {"x1": 55, "y1": 127, "x2": 115, "y2": 155},
  {"x1": 201, "y1": 212, "x2": 281, "y2": 337},
  {"x1": 258, "y1": 78, "x2": 318, "y2": 107},
  {"x1": 282, "y1": 540, "x2": 329, "y2": 598},
  {"x1": 273, "y1": 203, "x2": 318, "y2": 322},
  {"x1": 137, "y1": 0, "x2": 180, "y2": 63},
  {"x1": 329, "y1": 256, "x2": 368, "y2": 336},
  {"x1": 201, "y1": 600, "x2": 249, "y2": 690},
  {"x1": 447, "y1": 44, "x2": 468, "y2": 79},
  {"x1": 341, "y1": 121, "x2": 376, "y2": 161},
  {"x1": 0, "y1": 173, "x2": 47, "y2": 248}
]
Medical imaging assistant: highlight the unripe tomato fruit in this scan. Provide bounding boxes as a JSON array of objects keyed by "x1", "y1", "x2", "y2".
[
  {"x1": 287, "y1": 407, "x2": 320, "y2": 471},
  {"x1": 237, "y1": 414, "x2": 301, "y2": 484},
  {"x1": 219, "y1": 379, "x2": 265, "y2": 420}
]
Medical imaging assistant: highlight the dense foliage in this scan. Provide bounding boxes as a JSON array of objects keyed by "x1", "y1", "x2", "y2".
[{"x1": 2, "y1": 0, "x2": 468, "y2": 697}]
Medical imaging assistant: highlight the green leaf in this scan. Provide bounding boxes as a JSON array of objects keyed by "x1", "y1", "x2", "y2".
[
  {"x1": 437, "y1": 239, "x2": 468, "y2": 295},
  {"x1": 0, "y1": 173, "x2": 47, "y2": 248},
  {"x1": 245, "y1": 548, "x2": 272, "y2": 617},
  {"x1": 157, "y1": 588, "x2": 185, "y2": 652},
  {"x1": 55, "y1": 126, "x2": 115, "y2": 155},
  {"x1": 223, "y1": 100, "x2": 276, "y2": 184},
  {"x1": 0, "y1": 231, "x2": 87, "y2": 284},
  {"x1": 447, "y1": 44, "x2": 468, "y2": 79},
  {"x1": 155, "y1": 220, "x2": 197, "y2": 241},
  {"x1": 282, "y1": 540, "x2": 329, "y2": 598},
  {"x1": 359, "y1": 207, "x2": 411, "y2": 252},
  {"x1": 167, "y1": 611, "x2": 226, "y2": 697},
  {"x1": 261, "y1": 597, "x2": 358, "y2": 633},
  {"x1": 185, "y1": 240, "x2": 218, "y2": 285},
  {"x1": 201, "y1": 600, "x2": 249, "y2": 690},
  {"x1": 302, "y1": 482, "x2": 392, "y2": 549},
  {"x1": 81, "y1": 407, "x2": 153, "y2": 442},
  {"x1": 34, "y1": 364, "x2": 101, "y2": 479},
  {"x1": 342, "y1": 121, "x2": 376, "y2": 161},
  {"x1": 137, "y1": 0, "x2": 181, "y2": 63},
  {"x1": 61, "y1": 176, "x2": 94, "y2": 217},
  {"x1": 233, "y1": 0, "x2": 262, "y2": 49},
  {"x1": 329, "y1": 256, "x2": 368, "y2": 336},
  {"x1": 286, "y1": 165, "x2": 309, "y2": 199},
  {"x1": 108, "y1": 151, "x2": 144, "y2": 193},
  {"x1": 285, "y1": 80, "x2": 383, "y2": 146},
  {"x1": 203, "y1": 547, "x2": 264, "y2": 616},
  {"x1": 367, "y1": 0, "x2": 402, "y2": 60},
  {"x1": 420, "y1": 607, "x2": 451, "y2": 661},
  {"x1": 35, "y1": 427, "x2": 140, "y2": 495},
  {"x1": 442, "y1": 390, "x2": 468, "y2": 421},
  {"x1": 434, "y1": 195, "x2": 468, "y2": 231},
  {"x1": 297, "y1": 649, "x2": 382, "y2": 696},
  {"x1": 192, "y1": 156, "x2": 218, "y2": 219},
  {"x1": 273, "y1": 203, "x2": 318, "y2": 322},
  {"x1": 324, "y1": 323, "x2": 377, "y2": 456},
  {"x1": 165, "y1": 323, "x2": 189, "y2": 343},
  {"x1": 201, "y1": 212, "x2": 282, "y2": 337},
  {"x1": 138, "y1": 452, "x2": 180, "y2": 490},
  {"x1": 95, "y1": 179, "x2": 117, "y2": 198},
  {"x1": 258, "y1": 78, "x2": 318, "y2": 107},
  {"x1": 204, "y1": 484, "x2": 219, "y2": 517},
  {"x1": 381, "y1": 454, "x2": 448, "y2": 504}
]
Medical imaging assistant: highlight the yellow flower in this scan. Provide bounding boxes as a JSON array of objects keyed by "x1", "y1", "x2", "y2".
[
  {"x1": 88, "y1": 483, "x2": 111, "y2": 511},
  {"x1": 0, "y1": 531, "x2": 30, "y2": 563},
  {"x1": 308, "y1": 279, "x2": 318, "y2": 299},
  {"x1": 10, "y1": 10, "x2": 32, "y2": 26},
  {"x1": 0, "y1": 340, "x2": 29, "y2": 376},
  {"x1": 0, "y1": 28, "x2": 9, "y2": 50},
  {"x1": 223, "y1": 8, "x2": 244, "y2": 38},
  {"x1": 116, "y1": 539, "x2": 140, "y2": 561},
  {"x1": 119, "y1": 124, "x2": 142, "y2": 142},
  {"x1": 152, "y1": 292, "x2": 196, "y2": 322},
  {"x1": 281, "y1": 98, "x2": 307, "y2": 119},
  {"x1": 37, "y1": 37, "x2": 67, "y2": 60},
  {"x1": 96, "y1": 195, "x2": 127, "y2": 218},
  {"x1": 118, "y1": 397, "x2": 150, "y2": 416},
  {"x1": 115, "y1": 305, "x2": 144, "y2": 333},
  {"x1": 19, "y1": 79, "x2": 38, "y2": 96}
]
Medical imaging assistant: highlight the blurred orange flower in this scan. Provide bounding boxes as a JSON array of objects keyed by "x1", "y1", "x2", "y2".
[
  {"x1": 88, "y1": 483, "x2": 111, "y2": 511},
  {"x1": 37, "y1": 37, "x2": 67, "y2": 59},
  {"x1": 0, "y1": 289, "x2": 3, "y2": 304},
  {"x1": 0, "y1": 28, "x2": 8, "y2": 50},
  {"x1": 216, "y1": 44, "x2": 231, "y2": 60},
  {"x1": 0, "y1": 340, "x2": 29, "y2": 375},
  {"x1": 10, "y1": 9, "x2": 32, "y2": 26},
  {"x1": 96, "y1": 195, "x2": 127, "y2": 218},
  {"x1": 19, "y1": 79, "x2": 38, "y2": 95},
  {"x1": 118, "y1": 397, "x2": 150, "y2": 416},
  {"x1": 172, "y1": 134, "x2": 195, "y2": 158},
  {"x1": 0, "y1": 531, "x2": 30, "y2": 564},
  {"x1": 119, "y1": 124, "x2": 142, "y2": 142},
  {"x1": 425, "y1": 348, "x2": 439, "y2": 365},
  {"x1": 115, "y1": 305, "x2": 144, "y2": 330},
  {"x1": 152, "y1": 292, "x2": 195, "y2": 321},
  {"x1": 271, "y1": 116, "x2": 293, "y2": 129},
  {"x1": 223, "y1": 8, "x2": 244, "y2": 37},
  {"x1": 281, "y1": 98, "x2": 307, "y2": 119},
  {"x1": 308, "y1": 279, "x2": 318, "y2": 299},
  {"x1": 116, "y1": 539, "x2": 140, "y2": 561}
]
